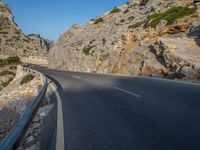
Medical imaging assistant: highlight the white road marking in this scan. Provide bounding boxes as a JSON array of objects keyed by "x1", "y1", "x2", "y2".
[
  {"x1": 114, "y1": 87, "x2": 141, "y2": 98},
  {"x1": 72, "y1": 75, "x2": 81, "y2": 79},
  {"x1": 50, "y1": 83, "x2": 65, "y2": 150}
]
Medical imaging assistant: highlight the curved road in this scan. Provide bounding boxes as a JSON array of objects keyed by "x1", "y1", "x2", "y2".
[{"x1": 35, "y1": 67, "x2": 200, "y2": 150}]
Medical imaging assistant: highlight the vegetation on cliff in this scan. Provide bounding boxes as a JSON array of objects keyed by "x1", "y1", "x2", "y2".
[
  {"x1": 0, "y1": 1, "x2": 53, "y2": 56},
  {"x1": 20, "y1": 74, "x2": 35, "y2": 85},
  {"x1": 110, "y1": 8, "x2": 121, "y2": 14},
  {"x1": 0, "y1": 70, "x2": 15, "y2": 91},
  {"x1": 148, "y1": 6, "x2": 196, "y2": 27},
  {"x1": 94, "y1": 18, "x2": 104, "y2": 24},
  {"x1": 48, "y1": 0, "x2": 200, "y2": 82},
  {"x1": 0, "y1": 55, "x2": 20, "y2": 67}
]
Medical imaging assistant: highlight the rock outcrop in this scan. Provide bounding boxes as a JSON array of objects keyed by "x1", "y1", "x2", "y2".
[
  {"x1": 0, "y1": 65, "x2": 44, "y2": 142},
  {"x1": 49, "y1": 0, "x2": 200, "y2": 81},
  {"x1": 153, "y1": 37, "x2": 200, "y2": 78},
  {"x1": 0, "y1": 1, "x2": 53, "y2": 56}
]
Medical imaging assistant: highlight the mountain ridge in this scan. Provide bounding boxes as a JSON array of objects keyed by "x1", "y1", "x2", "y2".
[
  {"x1": 0, "y1": 0, "x2": 53, "y2": 56},
  {"x1": 49, "y1": 0, "x2": 200, "y2": 81}
]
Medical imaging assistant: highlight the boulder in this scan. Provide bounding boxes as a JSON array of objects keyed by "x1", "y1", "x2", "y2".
[{"x1": 154, "y1": 37, "x2": 200, "y2": 78}]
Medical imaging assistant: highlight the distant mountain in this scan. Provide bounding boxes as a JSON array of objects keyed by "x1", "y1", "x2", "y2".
[
  {"x1": 0, "y1": 0, "x2": 53, "y2": 56},
  {"x1": 49, "y1": 0, "x2": 200, "y2": 81}
]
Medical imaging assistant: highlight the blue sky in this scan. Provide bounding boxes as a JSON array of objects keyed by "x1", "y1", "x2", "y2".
[{"x1": 3, "y1": 0, "x2": 128, "y2": 41}]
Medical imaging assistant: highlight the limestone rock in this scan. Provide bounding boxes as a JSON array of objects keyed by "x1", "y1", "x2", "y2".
[
  {"x1": 48, "y1": 0, "x2": 200, "y2": 81},
  {"x1": 153, "y1": 37, "x2": 200, "y2": 78},
  {"x1": 0, "y1": 1, "x2": 53, "y2": 56}
]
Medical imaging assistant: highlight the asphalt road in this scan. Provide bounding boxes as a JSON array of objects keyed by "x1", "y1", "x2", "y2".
[{"x1": 35, "y1": 67, "x2": 200, "y2": 150}]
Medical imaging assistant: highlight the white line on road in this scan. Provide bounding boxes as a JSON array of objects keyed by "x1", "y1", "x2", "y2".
[
  {"x1": 72, "y1": 75, "x2": 81, "y2": 79},
  {"x1": 114, "y1": 87, "x2": 141, "y2": 98},
  {"x1": 50, "y1": 83, "x2": 65, "y2": 150}
]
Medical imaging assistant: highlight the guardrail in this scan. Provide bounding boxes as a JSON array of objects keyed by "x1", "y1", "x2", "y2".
[{"x1": 0, "y1": 67, "x2": 48, "y2": 150}]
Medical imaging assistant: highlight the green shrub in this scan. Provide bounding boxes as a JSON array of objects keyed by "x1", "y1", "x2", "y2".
[
  {"x1": 15, "y1": 30, "x2": 21, "y2": 34},
  {"x1": 9, "y1": 65, "x2": 17, "y2": 70},
  {"x1": 120, "y1": 19, "x2": 125, "y2": 23},
  {"x1": 1, "y1": 77, "x2": 13, "y2": 87},
  {"x1": 10, "y1": 43, "x2": 15, "y2": 47},
  {"x1": 90, "y1": 39, "x2": 96, "y2": 44},
  {"x1": 0, "y1": 59, "x2": 4, "y2": 66},
  {"x1": 90, "y1": 18, "x2": 95, "y2": 21},
  {"x1": 0, "y1": 31, "x2": 8, "y2": 34},
  {"x1": 139, "y1": 0, "x2": 149, "y2": 6},
  {"x1": 12, "y1": 36, "x2": 20, "y2": 40},
  {"x1": 128, "y1": 16, "x2": 135, "y2": 21},
  {"x1": 0, "y1": 70, "x2": 15, "y2": 76},
  {"x1": 111, "y1": 41, "x2": 117, "y2": 45},
  {"x1": 23, "y1": 38, "x2": 30, "y2": 43},
  {"x1": 102, "y1": 38, "x2": 106, "y2": 45},
  {"x1": 82, "y1": 45, "x2": 95, "y2": 55},
  {"x1": 0, "y1": 56, "x2": 20, "y2": 66},
  {"x1": 121, "y1": 34, "x2": 126, "y2": 41},
  {"x1": 20, "y1": 74, "x2": 35, "y2": 85},
  {"x1": 148, "y1": 6, "x2": 196, "y2": 27},
  {"x1": 23, "y1": 49, "x2": 27, "y2": 54},
  {"x1": 0, "y1": 71, "x2": 15, "y2": 89},
  {"x1": 94, "y1": 18, "x2": 104, "y2": 24},
  {"x1": 6, "y1": 55, "x2": 20, "y2": 64},
  {"x1": 110, "y1": 8, "x2": 121, "y2": 14},
  {"x1": 5, "y1": 39, "x2": 13, "y2": 42}
]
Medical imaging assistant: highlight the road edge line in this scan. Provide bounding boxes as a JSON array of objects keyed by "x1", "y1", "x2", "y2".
[{"x1": 50, "y1": 83, "x2": 65, "y2": 150}]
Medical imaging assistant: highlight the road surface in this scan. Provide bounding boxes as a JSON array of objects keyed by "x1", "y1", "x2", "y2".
[{"x1": 35, "y1": 67, "x2": 200, "y2": 150}]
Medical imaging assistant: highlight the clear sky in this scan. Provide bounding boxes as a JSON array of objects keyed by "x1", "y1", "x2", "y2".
[{"x1": 3, "y1": 0, "x2": 128, "y2": 41}]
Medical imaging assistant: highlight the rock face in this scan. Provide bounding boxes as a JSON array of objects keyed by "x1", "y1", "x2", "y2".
[
  {"x1": 0, "y1": 1, "x2": 53, "y2": 56},
  {"x1": 49, "y1": 0, "x2": 200, "y2": 81},
  {"x1": 152, "y1": 37, "x2": 200, "y2": 78},
  {"x1": 0, "y1": 65, "x2": 44, "y2": 142}
]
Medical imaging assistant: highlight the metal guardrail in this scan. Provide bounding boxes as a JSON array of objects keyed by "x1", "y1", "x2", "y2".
[{"x1": 0, "y1": 67, "x2": 48, "y2": 150}]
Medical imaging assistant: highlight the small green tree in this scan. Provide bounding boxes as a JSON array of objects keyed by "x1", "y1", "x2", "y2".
[{"x1": 6, "y1": 55, "x2": 20, "y2": 64}]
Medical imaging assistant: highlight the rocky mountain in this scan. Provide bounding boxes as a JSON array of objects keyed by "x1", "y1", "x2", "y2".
[
  {"x1": 0, "y1": 0, "x2": 53, "y2": 56},
  {"x1": 49, "y1": 0, "x2": 200, "y2": 81}
]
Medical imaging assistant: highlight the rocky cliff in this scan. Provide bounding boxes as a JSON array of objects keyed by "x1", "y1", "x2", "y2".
[
  {"x1": 49, "y1": 0, "x2": 200, "y2": 81},
  {"x1": 0, "y1": 0, "x2": 53, "y2": 56}
]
